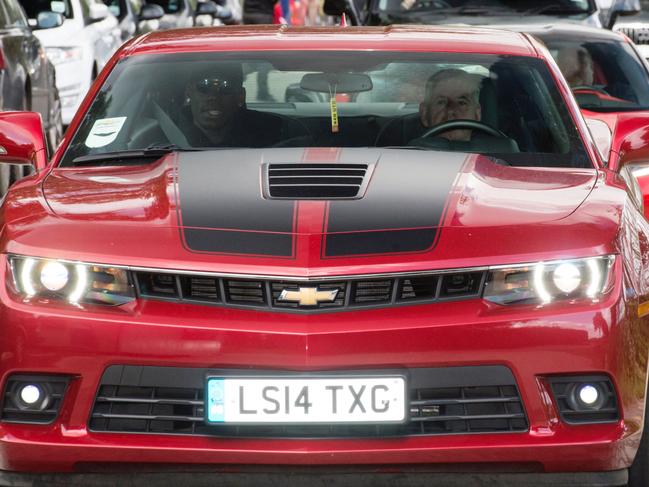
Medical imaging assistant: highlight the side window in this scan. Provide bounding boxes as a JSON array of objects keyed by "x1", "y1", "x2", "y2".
[{"x1": 4, "y1": 0, "x2": 27, "y2": 27}]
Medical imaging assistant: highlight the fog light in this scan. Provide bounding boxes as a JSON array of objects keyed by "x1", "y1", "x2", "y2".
[
  {"x1": 40, "y1": 261, "x2": 69, "y2": 291},
  {"x1": 2, "y1": 375, "x2": 70, "y2": 424},
  {"x1": 578, "y1": 384, "x2": 599, "y2": 406},
  {"x1": 19, "y1": 385, "x2": 41, "y2": 405},
  {"x1": 549, "y1": 375, "x2": 619, "y2": 424}
]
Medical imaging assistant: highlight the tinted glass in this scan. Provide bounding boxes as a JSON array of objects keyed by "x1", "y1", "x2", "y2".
[
  {"x1": 62, "y1": 51, "x2": 591, "y2": 168},
  {"x1": 538, "y1": 35, "x2": 649, "y2": 112},
  {"x1": 18, "y1": 0, "x2": 73, "y2": 18}
]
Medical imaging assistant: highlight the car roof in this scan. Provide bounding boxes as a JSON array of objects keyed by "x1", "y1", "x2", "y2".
[
  {"x1": 123, "y1": 25, "x2": 537, "y2": 58},
  {"x1": 503, "y1": 23, "x2": 626, "y2": 42}
]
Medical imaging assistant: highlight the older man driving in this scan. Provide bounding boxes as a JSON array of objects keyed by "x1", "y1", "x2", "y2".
[{"x1": 418, "y1": 68, "x2": 482, "y2": 142}]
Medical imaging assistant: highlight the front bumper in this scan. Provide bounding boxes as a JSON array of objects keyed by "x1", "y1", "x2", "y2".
[{"x1": 0, "y1": 258, "x2": 645, "y2": 479}]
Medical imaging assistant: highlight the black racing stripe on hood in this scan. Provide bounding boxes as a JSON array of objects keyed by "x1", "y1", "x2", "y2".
[
  {"x1": 184, "y1": 229, "x2": 295, "y2": 256},
  {"x1": 325, "y1": 229, "x2": 438, "y2": 257},
  {"x1": 176, "y1": 152, "x2": 296, "y2": 257},
  {"x1": 323, "y1": 152, "x2": 467, "y2": 257}
]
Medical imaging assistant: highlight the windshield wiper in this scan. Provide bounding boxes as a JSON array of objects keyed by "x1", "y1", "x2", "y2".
[{"x1": 71, "y1": 144, "x2": 202, "y2": 165}]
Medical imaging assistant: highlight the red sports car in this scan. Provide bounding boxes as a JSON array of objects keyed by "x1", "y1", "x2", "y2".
[{"x1": 0, "y1": 25, "x2": 648, "y2": 486}]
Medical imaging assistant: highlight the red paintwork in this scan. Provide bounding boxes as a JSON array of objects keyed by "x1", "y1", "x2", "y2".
[
  {"x1": 0, "y1": 112, "x2": 47, "y2": 170},
  {"x1": 1, "y1": 25, "x2": 649, "y2": 477}
]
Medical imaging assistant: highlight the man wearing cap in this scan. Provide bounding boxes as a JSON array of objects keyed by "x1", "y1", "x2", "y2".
[{"x1": 183, "y1": 63, "x2": 291, "y2": 147}]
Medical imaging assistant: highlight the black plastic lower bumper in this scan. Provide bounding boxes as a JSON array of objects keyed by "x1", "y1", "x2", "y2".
[{"x1": 0, "y1": 468, "x2": 629, "y2": 487}]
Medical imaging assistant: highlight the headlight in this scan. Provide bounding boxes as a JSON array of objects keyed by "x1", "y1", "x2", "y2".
[
  {"x1": 9, "y1": 256, "x2": 134, "y2": 306},
  {"x1": 45, "y1": 46, "x2": 83, "y2": 65},
  {"x1": 484, "y1": 256, "x2": 615, "y2": 306}
]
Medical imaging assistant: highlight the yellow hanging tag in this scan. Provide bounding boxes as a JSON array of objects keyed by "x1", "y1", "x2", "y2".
[{"x1": 330, "y1": 97, "x2": 339, "y2": 133}]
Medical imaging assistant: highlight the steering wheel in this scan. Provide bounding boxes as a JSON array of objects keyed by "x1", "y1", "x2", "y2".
[{"x1": 420, "y1": 119, "x2": 507, "y2": 139}]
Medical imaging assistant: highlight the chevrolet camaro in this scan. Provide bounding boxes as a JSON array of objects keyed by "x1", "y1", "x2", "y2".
[{"x1": 0, "y1": 25, "x2": 648, "y2": 487}]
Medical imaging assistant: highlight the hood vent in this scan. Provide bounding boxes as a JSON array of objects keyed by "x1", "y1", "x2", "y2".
[{"x1": 264, "y1": 163, "x2": 373, "y2": 199}]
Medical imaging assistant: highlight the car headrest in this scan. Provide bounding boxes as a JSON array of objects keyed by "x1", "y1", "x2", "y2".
[{"x1": 479, "y1": 77, "x2": 498, "y2": 130}]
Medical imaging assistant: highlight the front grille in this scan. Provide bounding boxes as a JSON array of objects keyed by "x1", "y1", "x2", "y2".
[
  {"x1": 615, "y1": 26, "x2": 649, "y2": 44},
  {"x1": 133, "y1": 270, "x2": 487, "y2": 312},
  {"x1": 90, "y1": 365, "x2": 528, "y2": 438},
  {"x1": 264, "y1": 163, "x2": 372, "y2": 199}
]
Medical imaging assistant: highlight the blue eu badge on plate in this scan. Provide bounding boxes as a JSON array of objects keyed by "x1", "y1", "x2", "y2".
[{"x1": 207, "y1": 379, "x2": 225, "y2": 422}]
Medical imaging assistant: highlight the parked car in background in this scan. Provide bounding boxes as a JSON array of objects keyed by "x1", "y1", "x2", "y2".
[
  {"x1": 611, "y1": 0, "x2": 649, "y2": 60},
  {"x1": 103, "y1": 0, "x2": 167, "y2": 37},
  {"x1": 19, "y1": 0, "x2": 122, "y2": 125},
  {"x1": 146, "y1": 0, "x2": 197, "y2": 28},
  {"x1": 325, "y1": 0, "x2": 638, "y2": 28},
  {"x1": 0, "y1": 0, "x2": 63, "y2": 194},
  {"x1": 146, "y1": 0, "x2": 239, "y2": 28}
]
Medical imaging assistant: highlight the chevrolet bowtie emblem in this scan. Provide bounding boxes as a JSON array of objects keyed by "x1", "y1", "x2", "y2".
[{"x1": 278, "y1": 287, "x2": 339, "y2": 306}]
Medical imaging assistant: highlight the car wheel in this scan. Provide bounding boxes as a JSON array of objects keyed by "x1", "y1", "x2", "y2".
[{"x1": 629, "y1": 397, "x2": 649, "y2": 486}]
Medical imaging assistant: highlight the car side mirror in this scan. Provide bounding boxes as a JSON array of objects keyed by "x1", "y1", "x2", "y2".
[
  {"x1": 0, "y1": 112, "x2": 47, "y2": 171},
  {"x1": 139, "y1": 3, "x2": 165, "y2": 21},
  {"x1": 36, "y1": 11, "x2": 64, "y2": 29},
  {"x1": 89, "y1": 3, "x2": 110, "y2": 22},
  {"x1": 196, "y1": 0, "x2": 219, "y2": 16},
  {"x1": 607, "y1": 0, "x2": 640, "y2": 28}
]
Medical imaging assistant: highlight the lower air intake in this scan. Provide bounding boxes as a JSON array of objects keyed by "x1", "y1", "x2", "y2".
[{"x1": 90, "y1": 365, "x2": 528, "y2": 438}]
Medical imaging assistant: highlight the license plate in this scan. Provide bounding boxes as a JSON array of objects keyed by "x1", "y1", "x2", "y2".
[{"x1": 205, "y1": 376, "x2": 406, "y2": 424}]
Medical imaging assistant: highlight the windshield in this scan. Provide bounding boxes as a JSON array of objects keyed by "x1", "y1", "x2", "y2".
[
  {"x1": 536, "y1": 35, "x2": 649, "y2": 112},
  {"x1": 376, "y1": 0, "x2": 591, "y2": 15},
  {"x1": 19, "y1": 0, "x2": 73, "y2": 18},
  {"x1": 61, "y1": 51, "x2": 590, "y2": 168}
]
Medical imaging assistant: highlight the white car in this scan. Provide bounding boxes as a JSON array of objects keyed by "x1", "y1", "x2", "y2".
[{"x1": 19, "y1": 0, "x2": 122, "y2": 125}]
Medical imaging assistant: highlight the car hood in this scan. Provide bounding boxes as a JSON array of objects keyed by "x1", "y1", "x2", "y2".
[
  {"x1": 28, "y1": 148, "x2": 605, "y2": 274},
  {"x1": 33, "y1": 19, "x2": 83, "y2": 46}
]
